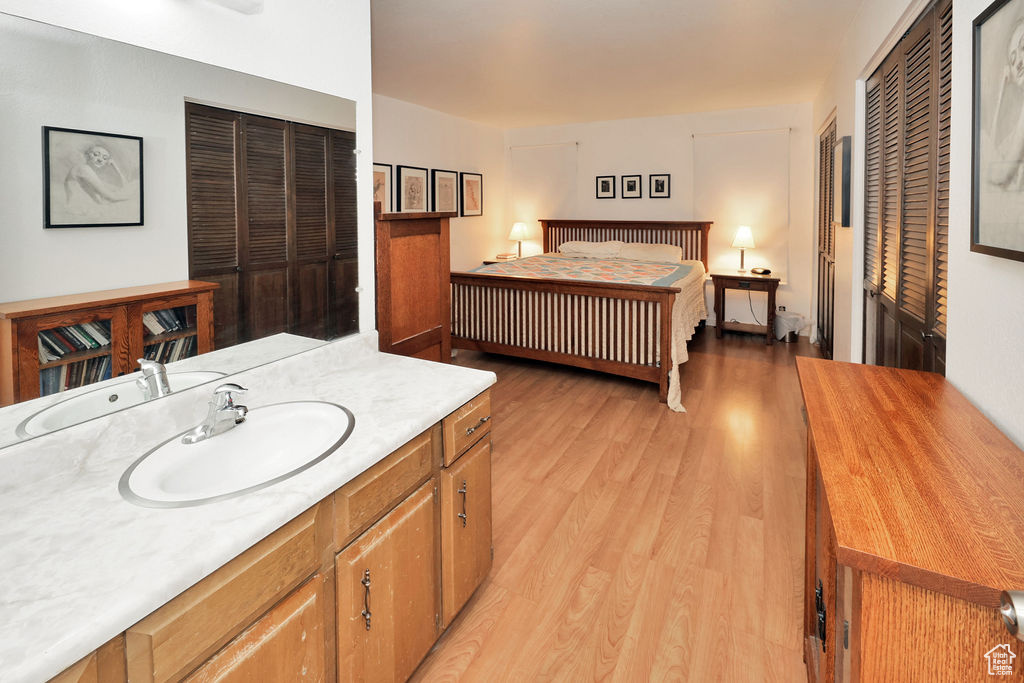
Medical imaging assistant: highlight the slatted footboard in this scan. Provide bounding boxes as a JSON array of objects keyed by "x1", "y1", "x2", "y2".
[{"x1": 450, "y1": 274, "x2": 679, "y2": 401}]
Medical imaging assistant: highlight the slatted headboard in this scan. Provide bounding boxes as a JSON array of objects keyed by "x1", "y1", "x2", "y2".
[{"x1": 539, "y1": 219, "x2": 712, "y2": 270}]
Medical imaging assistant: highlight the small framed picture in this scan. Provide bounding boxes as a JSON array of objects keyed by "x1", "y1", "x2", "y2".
[
  {"x1": 622, "y1": 174, "x2": 642, "y2": 199},
  {"x1": 431, "y1": 168, "x2": 459, "y2": 213},
  {"x1": 373, "y1": 163, "x2": 392, "y2": 212},
  {"x1": 649, "y1": 174, "x2": 671, "y2": 199},
  {"x1": 396, "y1": 165, "x2": 428, "y2": 212},
  {"x1": 460, "y1": 172, "x2": 483, "y2": 216},
  {"x1": 44, "y1": 126, "x2": 144, "y2": 228},
  {"x1": 596, "y1": 175, "x2": 615, "y2": 199}
]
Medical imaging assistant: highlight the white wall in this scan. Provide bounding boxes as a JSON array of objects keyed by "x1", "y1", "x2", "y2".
[
  {"x1": 372, "y1": 95, "x2": 507, "y2": 272},
  {"x1": 815, "y1": 0, "x2": 1024, "y2": 446},
  {"x1": 0, "y1": 0, "x2": 376, "y2": 332},
  {"x1": 504, "y1": 104, "x2": 816, "y2": 327}
]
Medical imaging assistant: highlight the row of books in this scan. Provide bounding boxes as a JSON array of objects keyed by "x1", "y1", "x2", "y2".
[
  {"x1": 39, "y1": 356, "x2": 112, "y2": 396},
  {"x1": 142, "y1": 306, "x2": 196, "y2": 337},
  {"x1": 143, "y1": 335, "x2": 197, "y2": 365},
  {"x1": 37, "y1": 321, "x2": 113, "y2": 362}
]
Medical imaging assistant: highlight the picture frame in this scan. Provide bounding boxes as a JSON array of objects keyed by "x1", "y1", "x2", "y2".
[
  {"x1": 649, "y1": 174, "x2": 671, "y2": 199},
  {"x1": 621, "y1": 174, "x2": 642, "y2": 199},
  {"x1": 373, "y1": 163, "x2": 393, "y2": 212},
  {"x1": 596, "y1": 175, "x2": 616, "y2": 199},
  {"x1": 43, "y1": 126, "x2": 143, "y2": 228},
  {"x1": 460, "y1": 172, "x2": 483, "y2": 217},
  {"x1": 973, "y1": 0, "x2": 1024, "y2": 262},
  {"x1": 431, "y1": 168, "x2": 459, "y2": 213},
  {"x1": 396, "y1": 164, "x2": 428, "y2": 212},
  {"x1": 833, "y1": 136, "x2": 851, "y2": 228}
]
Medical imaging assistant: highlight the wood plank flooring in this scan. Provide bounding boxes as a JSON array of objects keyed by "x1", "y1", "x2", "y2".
[{"x1": 413, "y1": 327, "x2": 818, "y2": 682}]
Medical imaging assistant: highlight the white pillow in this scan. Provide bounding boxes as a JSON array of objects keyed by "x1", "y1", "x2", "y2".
[
  {"x1": 558, "y1": 240, "x2": 624, "y2": 258},
  {"x1": 618, "y1": 242, "x2": 683, "y2": 263}
]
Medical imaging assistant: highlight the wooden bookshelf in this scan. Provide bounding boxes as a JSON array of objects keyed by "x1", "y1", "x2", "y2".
[{"x1": 0, "y1": 281, "x2": 217, "y2": 406}]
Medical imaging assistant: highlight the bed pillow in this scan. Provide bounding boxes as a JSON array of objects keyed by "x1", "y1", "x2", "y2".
[
  {"x1": 618, "y1": 242, "x2": 683, "y2": 263},
  {"x1": 558, "y1": 240, "x2": 624, "y2": 258}
]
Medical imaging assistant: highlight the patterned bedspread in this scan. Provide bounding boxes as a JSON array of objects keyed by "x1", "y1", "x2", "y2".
[{"x1": 471, "y1": 254, "x2": 693, "y2": 288}]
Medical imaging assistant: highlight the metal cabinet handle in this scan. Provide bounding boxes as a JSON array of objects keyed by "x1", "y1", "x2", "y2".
[
  {"x1": 920, "y1": 331, "x2": 934, "y2": 340},
  {"x1": 1002, "y1": 591, "x2": 1024, "y2": 641},
  {"x1": 457, "y1": 480, "x2": 468, "y2": 527},
  {"x1": 465, "y1": 415, "x2": 491, "y2": 436},
  {"x1": 360, "y1": 569, "x2": 372, "y2": 631}
]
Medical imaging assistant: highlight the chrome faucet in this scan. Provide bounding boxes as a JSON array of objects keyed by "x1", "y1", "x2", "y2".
[
  {"x1": 181, "y1": 383, "x2": 249, "y2": 445},
  {"x1": 136, "y1": 358, "x2": 171, "y2": 401}
]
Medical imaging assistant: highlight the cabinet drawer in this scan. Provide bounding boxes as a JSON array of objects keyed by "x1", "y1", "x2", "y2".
[
  {"x1": 442, "y1": 390, "x2": 491, "y2": 466},
  {"x1": 125, "y1": 505, "x2": 324, "y2": 683},
  {"x1": 334, "y1": 424, "x2": 439, "y2": 548}
]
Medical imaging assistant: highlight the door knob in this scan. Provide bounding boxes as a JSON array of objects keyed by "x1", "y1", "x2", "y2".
[{"x1": 1000, "y1": 591, "x2": 1024, "y2": 641}]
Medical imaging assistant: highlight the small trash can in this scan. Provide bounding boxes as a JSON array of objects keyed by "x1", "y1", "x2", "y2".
[{"x1": 775, "y1": 311, "x2": 806, "y2": 343}]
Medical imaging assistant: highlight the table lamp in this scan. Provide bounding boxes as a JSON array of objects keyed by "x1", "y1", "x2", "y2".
[
  {"x1": 732, "y1": 225, "x2": 755, "y2": 272},
  {"x1": 509, "y1": 222, "x2": 530, "y2": 259}
]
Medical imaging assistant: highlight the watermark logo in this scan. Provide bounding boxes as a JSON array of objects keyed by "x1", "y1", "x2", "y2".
[{"x1": 985, "y1": 644, "x2": 1017, "y2": 676}]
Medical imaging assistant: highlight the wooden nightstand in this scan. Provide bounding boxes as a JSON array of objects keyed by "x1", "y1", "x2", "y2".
[
  {"x1": 482, "y1": 257, "x2": 518, "y2": 265},
  {"x1": 710, "y1": 272, "x2": 780, "y2": 345}
]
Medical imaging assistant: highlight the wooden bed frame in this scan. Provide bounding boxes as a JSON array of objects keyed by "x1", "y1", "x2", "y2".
[{"x1": 450, "y1": 219, "x2": 712, "y2": 401}]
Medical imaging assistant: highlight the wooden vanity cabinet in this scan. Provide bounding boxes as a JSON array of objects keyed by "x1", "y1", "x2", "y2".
[
  {"x1": 336, "y1": 480, "x2": 440, "y2": 682},
  {"x1": 50, "y1": 638, "x2": 126, "y2": 683}
]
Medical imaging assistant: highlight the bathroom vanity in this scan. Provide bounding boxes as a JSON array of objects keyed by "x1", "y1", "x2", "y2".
[{"x1": 0, "y1": 332, "x2": 495, "y2": 682}]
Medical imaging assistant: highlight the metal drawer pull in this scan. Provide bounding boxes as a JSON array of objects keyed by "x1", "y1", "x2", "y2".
[
  {"x1": 458, "y1": 480, "x2": 468, "y2": 527},
  {"x1": 360, "y1": 569, "x2": 372, "y2": 631},
  {"x1": 1001, "y1": 591, "x2": 1024, "y2": 641},
  {"x1": 465, "y1": 415, "x2": 491, "y2": 436}
]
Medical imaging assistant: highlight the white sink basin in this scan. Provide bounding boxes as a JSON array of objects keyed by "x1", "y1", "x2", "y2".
[
  {"x1": 119, "y1": 401, "x2": 354, "y2": 508},
  {"x1": 16, "y1": 371, "x2": 225, "y2": 438}
]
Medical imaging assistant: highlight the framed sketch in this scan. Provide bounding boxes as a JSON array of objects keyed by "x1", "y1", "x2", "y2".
[
  {"x1": 431, "y1": 168, "x2": 459, "y2": 212},
  {"x1": 396, "y1": 165, "x2": 428, "y2": 212},
  {"x1": 973, "y1": 0, "x2": 1024, "y2": 261},
  {"x1": 43, "y1": 126, "x2": 143, "y2": 228},
  {"x1": 649, "y1": 174, "x2": 671, "y2": 199},
  {"x1": 622, "y1": 174, "x2": 642, "y2": 199},
  {"x1": 460, "y1": 172, "x2": 483, "y2": 216},
  {"x1": 373, "y1": 163, "x2": 392, "y2": 212},
  {"x1": 596, "y1": 175, "x2": 615, "y2": 199}
]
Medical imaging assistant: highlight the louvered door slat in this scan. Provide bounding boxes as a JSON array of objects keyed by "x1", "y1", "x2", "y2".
[
  {"x1": 933, "y1": 1, "x2": 952, "y2": 337},
  {"x1": 294, "y1": 128, "x2": 329, "y2": 260},
  {"x1": 865, "y1": 81, "x2": 882, "y2": 288},
  {"x1": 899, "y1": 32, "x2": 932, "y2": 324},
  {"x1": 331, "y1": 130, "x2": 357, "y2": 260},
  {"x1": 188, "y1": 112, "x2": 239, "y2": 271},
  {"x1": 244, "y1": 117, "x2": 288, "y2": 265},
  {"x1": 881, "y1": 62, "x2": 901, "y2": 302}
]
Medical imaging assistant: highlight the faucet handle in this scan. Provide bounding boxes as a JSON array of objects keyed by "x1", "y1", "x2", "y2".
[
  {"x1": 212, "y1": 383, "x2": 248, "y2": 408},
  {"x1": 137, "y1": 358, "x2": 164, "y2": 375}
]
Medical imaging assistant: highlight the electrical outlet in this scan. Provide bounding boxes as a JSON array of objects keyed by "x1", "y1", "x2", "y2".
[{"x1": 778, "y1": 305, "x2": 786, "y2": 312}]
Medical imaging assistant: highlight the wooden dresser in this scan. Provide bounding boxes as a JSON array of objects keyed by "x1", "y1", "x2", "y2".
[
  {"x1": 374, "y1": 203, "x2": 456, "y2": 362},
  {"x1": 797, "y1": 358, "x2": 1024, "y2": 682}
]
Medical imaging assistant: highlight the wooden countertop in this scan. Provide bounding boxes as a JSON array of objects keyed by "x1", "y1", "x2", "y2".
[
  {"x1": 796, "y1": 357, "x2": 1024, "y2": 608},
  {"x1": 0, "y1": 280, "x2": 219, "y2": 319}
]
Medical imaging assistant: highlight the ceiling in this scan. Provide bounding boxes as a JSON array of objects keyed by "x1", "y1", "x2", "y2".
[{"x1": 370, "y1": 0, "x2": 865, "y2": 129}]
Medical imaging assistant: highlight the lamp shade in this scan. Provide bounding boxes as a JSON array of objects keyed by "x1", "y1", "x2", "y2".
[
  {"x1": 508, "y1": 222, "x2": 530, "y2": 241},
  {"x1": 732, "y1": 225, "x2": 755, "y2": 249}
]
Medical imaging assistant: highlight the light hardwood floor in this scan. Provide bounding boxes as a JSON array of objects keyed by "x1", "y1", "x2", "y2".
[{"x1": 412, "y1": 327, "x2": 817, "y2": 682}]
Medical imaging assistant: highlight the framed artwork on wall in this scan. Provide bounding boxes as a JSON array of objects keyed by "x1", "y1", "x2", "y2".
[
  {"x1": 373, "y1": 163, "x2": 393, "y2": 212},
  {"x1": 596, "y1": 175, "x2": 616, "y2": 198},
  {"x1": 431, "y1": 168, "x2": 459, "y2": 212},
  {"x1": 621, "y1": 174, "x2": 642, "y2": 199},
  {"x1": 396, "y1": 165, "x2": 428, "y2": 212},
  {"x1": 972, "y1": 0, "x2": 1024, "y2": 262},
  {"x1": 43, "y1": 126, "x2": 144, "y2": 228},
  {"x1": 460, "y1": 172, "x2": 483, "y2": 216},
  {"x1": 649, "y1": 174, "x2": 671, "y2": 199}
]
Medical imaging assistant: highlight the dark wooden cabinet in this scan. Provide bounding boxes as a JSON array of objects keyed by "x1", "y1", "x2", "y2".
[
  {"x1": 186, "y1": 103, "x2": 358, "y2": 349},
  {"x1": 374, "y1": 204, "x2": 455, "y2": 361}
]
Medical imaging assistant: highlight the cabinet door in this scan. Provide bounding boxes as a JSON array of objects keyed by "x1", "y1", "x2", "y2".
[
  {"x1": 336, "y1": 480, "x2": 439, "y2": 683},
  {"x1": 184, "y1": 574, "x2": 327, "y2": 682},
  {"x1": 440, "y1": 437, "x2": 492, "y2": 627}
]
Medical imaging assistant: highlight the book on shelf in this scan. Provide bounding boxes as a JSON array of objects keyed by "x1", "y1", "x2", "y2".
[
  {"x1": 143, "y1": 335, "x2": 197, "y2": 365},
  {"x1": 142, "y1": 306, "x2": 194, "y2": 337},
  {"x1": 37, "y1": 320, "x2": 112, "y2": 360},
  {"x1": 39, "y1": 355, "x2": 113, "y2": 396}
]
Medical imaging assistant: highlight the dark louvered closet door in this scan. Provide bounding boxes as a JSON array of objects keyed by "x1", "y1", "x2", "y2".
[
  {"x1": 863, "y1": 0, "x2": 950, "y2": 374},
  {"x1": 816, "y1": 120, "x2": 836, "y2": 359},
  {"x1": 329, "y1": 129, "x2": 359, "y2": 338},
  {"x1": 186, "y1": 105, "x2": 242, "y2": 349},
  {"x1": 291, "y1": 125, "x2": 331, "y2": 339}
]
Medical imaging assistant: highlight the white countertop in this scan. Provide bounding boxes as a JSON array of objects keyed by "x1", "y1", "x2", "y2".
[
  {"x1": 0, "y1": 333, "x2": 328, "y2": 449},
  {"x1": 0, "y1": 332, "x2": 495, "y2": 682}
]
